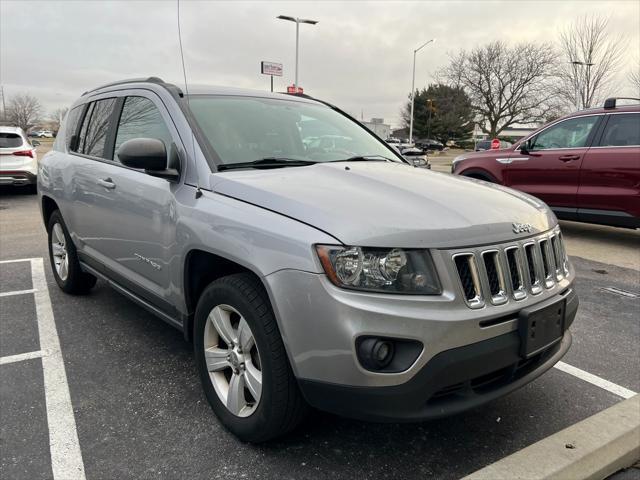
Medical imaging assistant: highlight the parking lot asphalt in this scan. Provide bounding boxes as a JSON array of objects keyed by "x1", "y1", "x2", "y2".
[{"x1": 1, "y1": 187, "x2": 639, "y2": 480}]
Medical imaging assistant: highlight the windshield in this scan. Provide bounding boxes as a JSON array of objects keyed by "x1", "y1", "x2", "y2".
[{"x1": 188, "y1": 95, "x2": 400, "y2": 166}]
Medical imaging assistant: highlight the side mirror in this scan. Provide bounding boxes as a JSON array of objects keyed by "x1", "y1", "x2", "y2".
[
  {"x1": 31, "y1": 140, "x2": 41, "y2": 147},
  {"x1": 520, "y1": 139, "x2": 532, "y2": 155},
  {"x1": 118, "y1": 138, "x2": 180, "y2": 181}
]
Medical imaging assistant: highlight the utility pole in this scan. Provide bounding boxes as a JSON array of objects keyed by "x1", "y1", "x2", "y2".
[
  {"x1": 409, "y1": 39, "x2": 435, "y2": 144},
  {"x1": 426, "y1": 99, "x2": 433, "y2": 141}
]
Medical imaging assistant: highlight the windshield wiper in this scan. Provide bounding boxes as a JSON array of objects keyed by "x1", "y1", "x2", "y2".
[
  {"x1": 329, "y1": 155, "x2": 396, "y2": 163},
  {"x1": 217, "y1": 157, "x2": 317, "y2": 171}
]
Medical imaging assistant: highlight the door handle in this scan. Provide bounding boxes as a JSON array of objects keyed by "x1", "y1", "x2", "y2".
[
  {"x1": 559, "y1": 155, "x2": 580, "y2": 162},
  {"x1": 97, "y1": 178, "x2": 116, "y2": 190}
]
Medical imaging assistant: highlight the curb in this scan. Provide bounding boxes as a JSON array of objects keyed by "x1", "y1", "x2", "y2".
[{"x1": 463, "y1": 395, "x2": 640, "y2": 480}]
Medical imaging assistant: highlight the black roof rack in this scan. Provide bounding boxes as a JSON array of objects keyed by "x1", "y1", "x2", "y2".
[
  {"x1": 603, "y1": 97, "x2": 640, "y2": 109},
  {"x1": 81, "y1": 76, "x2": 168, "y2": 96}
]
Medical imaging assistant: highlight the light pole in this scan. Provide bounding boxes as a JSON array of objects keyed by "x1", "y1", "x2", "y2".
[
  {"x1": 277, "y1": 15, "x2": 318, "y2": 91},
  {"x1": 570, "y1": 60, "x2": 595, "y2": 109},
  {"x1": 409, "y1": 38, "x2": 435, "y2": 144},
  {"x1": 426, "y1": 99, "x2": 433, "y2": 141}
]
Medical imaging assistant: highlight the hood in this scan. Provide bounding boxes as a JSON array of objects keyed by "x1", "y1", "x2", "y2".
[{"x1": 211, "y1": 162, "x2": 556, "y2": 248}]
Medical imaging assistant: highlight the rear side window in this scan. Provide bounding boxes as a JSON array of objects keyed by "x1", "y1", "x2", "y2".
[
  {"x1": 64, "y1": 106, "x2": 84, "y2": 150},
  {"x1": 81, "y1": 98, "x2": 117, "y2": 158},
  {"x1": 113, "y1": 96, "x2": 173, "y2": 164},
  {"x1": 0, "y1": 133, "x2": 23, "y2": 149},
  {"x1": 600, "y1": 113, "x2": 640, "y2": 147}
]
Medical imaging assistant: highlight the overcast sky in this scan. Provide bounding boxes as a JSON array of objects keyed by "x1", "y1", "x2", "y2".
[{"x1": 1, "y1": 0, "x2": 638, "y2": 128}]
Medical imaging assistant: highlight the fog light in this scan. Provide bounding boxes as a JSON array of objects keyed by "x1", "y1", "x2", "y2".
[
  {"x1": 373, "y1": 341, "x2": 392, "y2": 365},
  {"x1": 357, "y1": 338, "x2": 395, "y2": 370},
  {"x1": 356, "y1": 336, "x2": 423, "y2": 373}
]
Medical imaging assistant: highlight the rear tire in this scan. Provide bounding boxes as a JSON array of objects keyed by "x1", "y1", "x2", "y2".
[
  {"x1": 47, "y1": 210, "x2": 97, "y2": 294},
  {"x1": 194, "y1": 273, "x2": 308, "y2": 442}
]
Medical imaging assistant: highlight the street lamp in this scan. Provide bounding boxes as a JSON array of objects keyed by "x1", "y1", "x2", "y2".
[
  {"x1": 570, "y1": 60, "x2": 595, "y2": 109},
  {"x1": 409, "y1": 38, "x2": 435, "y2": 144},
  {"x1": 277, "y1": 15, "x2": 318, "y2": 91}
]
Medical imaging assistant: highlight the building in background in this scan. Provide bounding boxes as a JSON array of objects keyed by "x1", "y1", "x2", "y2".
[{"x1": 363, "y1": 117, "x2": 391, "y2": 139}]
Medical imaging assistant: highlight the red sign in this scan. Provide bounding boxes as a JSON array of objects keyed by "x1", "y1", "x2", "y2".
[
  {"x1": 491, "y1": 138, "x2": 501, "y2": 149},
  {"x1": 287, "y1": 85, "x2": 304, "y2": 94}
]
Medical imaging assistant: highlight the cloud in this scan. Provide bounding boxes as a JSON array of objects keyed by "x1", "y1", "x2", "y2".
[{"x1": 1, "y1": 0, "x2": 638, "y2": 126}]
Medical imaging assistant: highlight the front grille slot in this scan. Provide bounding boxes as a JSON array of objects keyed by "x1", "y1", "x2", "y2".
[
  {"x1": 551, "y1": 235, "x2": 563, "y2": 279},
  {"x1": 540, "y1": 239, "x2": 551, "y2": 278},
  {"x1": 539, "y1": 239, "x2": 555, "y2": 288},
  {"x1": 454, "y1": 254, "x2": 483, "y2": 308},
  {"x1": 482, "y1": 251, "x2": 508, "y2": 304},
  {"x1": 505, "y1": 247, "x2": 526, "y2": 300},
  {"x1": 483, "y1": 252, "x2": 501, "y2": 296},
  {"x1": 524, "y1": 244, "x2": 538, "y2": 288}
]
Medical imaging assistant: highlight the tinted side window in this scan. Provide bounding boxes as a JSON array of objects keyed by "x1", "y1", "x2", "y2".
[
  {"x1": 64, "y1": 106, "x2": 83, "y2": 150},
  {"x1": 114, "y1": 96, "x2": 173, "y2": 163},
  {"x1": 600, "y1": 113, "x2": 640, "y2": 147},
  {"x1": 532, "y1": 116, "x2": 599, "y2": 150},
  {"x1": 76, "y1": 103, "x2": 94, "y2": 154},
  {"x1": 82, "y1": 98, "x2": 117, "y2": 158}
]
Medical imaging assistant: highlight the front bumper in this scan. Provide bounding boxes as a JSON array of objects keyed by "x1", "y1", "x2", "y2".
[
  {"x1": 298, "y1": 310, "x2": 574, "y2": 421},
  {"x1": 0, "y1": 171, "x2": 37, "y2": 186}
]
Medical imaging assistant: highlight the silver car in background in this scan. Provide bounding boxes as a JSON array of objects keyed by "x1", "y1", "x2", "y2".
[{"x1": 38, "y1": 78, "x2": 578, "y2": 442}]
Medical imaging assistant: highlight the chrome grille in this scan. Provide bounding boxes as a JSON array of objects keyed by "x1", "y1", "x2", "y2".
[
  {"x1": 453, "y1": 254, "x2": 483, "y2": 308},
  {"x1": 450, "y1": 228, "x2": 569, "y2": 309}
]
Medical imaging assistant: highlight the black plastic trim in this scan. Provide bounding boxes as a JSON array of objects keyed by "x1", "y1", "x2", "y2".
[{"x1": 78, "y1": 252, "x2": 182, "y2": 329}]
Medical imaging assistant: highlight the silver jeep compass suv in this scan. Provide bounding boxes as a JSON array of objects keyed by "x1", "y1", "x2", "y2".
[{"x1": 38, "y1": 78, "x2": 578, "y2": 442}]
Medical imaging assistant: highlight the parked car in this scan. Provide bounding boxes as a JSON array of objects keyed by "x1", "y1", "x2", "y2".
[
  {"x1": 400, "y1": 147, "x2": 431, "y2": 169},
  {"x1": 32, "y1": 130, "x2": 54, "y2": 138},
  {"x1": 415, "y1": 138, "x2": 444, "y2": 151},
  {"x1": 453, "y1": 98, "x2": 640, "y2": 229},
  {"x1": 475, "y1": 138, "x2": 512, "y2": 151},
  {"x1": 39, "y1": 77, "x2": 578, "y2": 442},
  {"x1": 0, "y1": 126, "x2": 39, "y2": 192}
]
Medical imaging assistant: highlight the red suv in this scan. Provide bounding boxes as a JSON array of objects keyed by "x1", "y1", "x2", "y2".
[{"x1": 452, "y1": 98, "x2": 640, "y2": 229}]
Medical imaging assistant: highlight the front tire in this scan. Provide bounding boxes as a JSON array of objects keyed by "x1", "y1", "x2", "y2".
[
  {"x1": 47, "y1": 210, "x2": 97, "y2": 294},
  {"x1": 194, "y1": 273, "x2": 307, "y2": 442}
]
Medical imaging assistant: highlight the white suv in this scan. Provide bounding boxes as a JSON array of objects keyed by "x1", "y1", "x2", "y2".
[{"x1": 0, "y1": 126, "x2": 39, "y2": 192}]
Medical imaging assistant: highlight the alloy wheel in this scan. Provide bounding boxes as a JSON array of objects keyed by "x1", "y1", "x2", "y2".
[
  {"x1": 51, "y1": 223, "x2": 69, "y2": 281},
  {"x1": 203, "y1": 304, "x2": 263, "y2": 417}
]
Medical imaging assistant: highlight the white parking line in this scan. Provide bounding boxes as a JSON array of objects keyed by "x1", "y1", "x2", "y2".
[
  {"x1": 30, "y1": 258, "x2": 86, "y2": 480},
  {"x1": 0, "y1": 288, "x2": 37, "y2": 298},
  {"x1": 554, "y1": 361, "x2": 637, "y2": 399},
  {"x1": 0, "y1": 349, "x2": 48, "y2": 365},
  {"x1": 0, "y1": 258, "x2": 41, "y2": 264}
]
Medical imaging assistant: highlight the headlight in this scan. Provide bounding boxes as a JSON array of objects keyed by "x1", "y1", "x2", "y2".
[{"x1": 316, "y1": 245, "x2": 441, "y2": 294}]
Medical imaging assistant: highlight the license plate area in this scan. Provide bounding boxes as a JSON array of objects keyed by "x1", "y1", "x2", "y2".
[{"x1": 518, "y1": 298, "x2": 565, "y2": 358}]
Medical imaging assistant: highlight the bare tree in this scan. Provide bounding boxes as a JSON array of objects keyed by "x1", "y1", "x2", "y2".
[
  {"x1": 558, "y1": 15, "x2": 626, "y2": 109},
  {"x1": 49, "y1": 107, "x2": 69, "y2": 132},
  {"x1": 7, "y1": 93, "x2": 42, "y2": 132},
  {"x1": 440, "y1": 41, "x2": 558, "y2": 137},
  {"x1": 629, "y1": 55, "x2": 640, "y2": 96}
]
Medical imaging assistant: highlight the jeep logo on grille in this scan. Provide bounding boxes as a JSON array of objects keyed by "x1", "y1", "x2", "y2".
[{"x1": 512, "y1": 222, "x2": 533, "y2": 234}]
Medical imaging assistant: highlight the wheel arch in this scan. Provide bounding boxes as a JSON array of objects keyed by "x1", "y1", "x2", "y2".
[
  {"x1": 459, "y1": 168, "x2": 500, "y2": 184},
  {"x1": 183, "y1": 249, "x2": 267, "y2": 342},
  {"x1": 41, "y1": 195, "x2": 59, "y2": 228}
]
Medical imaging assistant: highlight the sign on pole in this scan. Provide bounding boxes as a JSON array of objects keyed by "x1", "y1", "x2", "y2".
[
  {"x1": 261, "y1": 61, "x2": 283, "y2": 77},
  {"x1": 261, "y1": 61, "x2": 283, "y2": 92}
]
